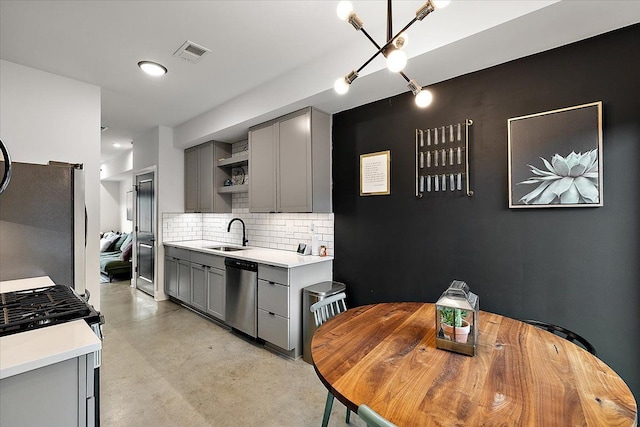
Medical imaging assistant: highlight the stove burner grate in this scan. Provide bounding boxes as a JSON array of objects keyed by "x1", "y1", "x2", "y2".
[{"x1": 0, "y1": 285, "x2": 99, "y2": 336}]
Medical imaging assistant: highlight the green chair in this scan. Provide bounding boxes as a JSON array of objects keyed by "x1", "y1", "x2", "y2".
[
  {"x1": 310, "y1": 292, "x2": 350, "y2": 427},
  {"x1": 358, "y1": 404, "x2": 397, "y2": 427}
]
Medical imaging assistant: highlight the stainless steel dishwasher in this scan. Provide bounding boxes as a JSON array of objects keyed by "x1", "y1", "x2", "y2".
[{"x1": 225, "y1": 258, "x2": 258, "y2": 338}]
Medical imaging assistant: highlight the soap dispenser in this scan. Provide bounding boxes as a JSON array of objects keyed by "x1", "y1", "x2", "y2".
[{"x1": 310, "y1": 222, "x2": 320, "y2": 256}]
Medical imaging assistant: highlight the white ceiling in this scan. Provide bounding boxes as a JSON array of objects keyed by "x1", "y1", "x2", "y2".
[{"x1": 1, "y1": 1, "x2": 639, "y2": 163}]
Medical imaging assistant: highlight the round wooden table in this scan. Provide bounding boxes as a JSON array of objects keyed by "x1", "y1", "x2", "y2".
[{"x1": 311, "y1": 303, "x2": 637, "y2": 426}]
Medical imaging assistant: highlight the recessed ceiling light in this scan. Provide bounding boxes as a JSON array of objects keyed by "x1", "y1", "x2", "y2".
[
  {"x1": 138, "y1": 61, "x2": 167, "y2": 77},
  {"x1": 113, "y1": 143, "x2": 121, "y2": 148}
]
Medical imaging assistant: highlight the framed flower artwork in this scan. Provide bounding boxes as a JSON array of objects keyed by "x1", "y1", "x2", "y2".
[{"x1": 508, "y1": 101, "x2": 603, "y2": 208}]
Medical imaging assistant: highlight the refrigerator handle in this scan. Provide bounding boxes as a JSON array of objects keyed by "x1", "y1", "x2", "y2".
[{"x1": 0, "y1": 139, "x2": 12, "y2": 194}]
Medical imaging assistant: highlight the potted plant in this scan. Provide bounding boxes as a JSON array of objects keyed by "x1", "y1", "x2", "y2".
[{"x1": 439, "y1": 307, "x2": 470, "y2": 343}]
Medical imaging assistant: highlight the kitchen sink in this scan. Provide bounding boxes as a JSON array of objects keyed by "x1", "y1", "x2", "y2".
[{"x1": 206, "y1": 246, "x2": 247, "y2": 252}]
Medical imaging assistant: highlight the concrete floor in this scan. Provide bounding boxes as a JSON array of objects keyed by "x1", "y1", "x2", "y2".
[{"x1": 99, "y1": 281, "x2": 364, "y2": 427}]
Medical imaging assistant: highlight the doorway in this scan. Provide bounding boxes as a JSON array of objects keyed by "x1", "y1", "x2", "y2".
[{"x1": 135, "y1": 171, "x2": 155, "y2": 296}]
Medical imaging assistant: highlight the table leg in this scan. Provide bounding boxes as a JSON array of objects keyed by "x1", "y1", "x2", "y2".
[{"x1": 322, "y1": 392, "x2": 334, "y2": 427}]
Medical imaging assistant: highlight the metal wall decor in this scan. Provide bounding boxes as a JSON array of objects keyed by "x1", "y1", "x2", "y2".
[{"x1": 415, "y1": 120, "x2": 473, "y2": 198}]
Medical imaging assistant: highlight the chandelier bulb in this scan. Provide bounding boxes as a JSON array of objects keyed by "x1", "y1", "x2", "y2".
[
  {"x1": 433, "y1": 0, "x2": 451, "y2": 9},
  {"x1": 386, "y1": 49, "x2": 407, "y2": 73},
  {"x1": 415, "y1": 89, "x2": 433, "y2": 108},
  {"x1": 336, "y1": 1, "x2": 354, "y2": 21},
  {"x1": 334, "y1": 77, "x2": 350, "y2": 95},
  {"x1": 394, "y1": 32, "x2": 409, "y2": 49}
]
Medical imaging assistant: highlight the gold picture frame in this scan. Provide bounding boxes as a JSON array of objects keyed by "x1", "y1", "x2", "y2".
[{"x1": 360, "y1": 150, "x2": 391, "y2": 196}]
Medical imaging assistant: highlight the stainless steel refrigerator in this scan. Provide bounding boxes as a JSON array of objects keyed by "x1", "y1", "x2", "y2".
[{"x1": 0, "y1": 161, "x2": 86, "y2": 293}]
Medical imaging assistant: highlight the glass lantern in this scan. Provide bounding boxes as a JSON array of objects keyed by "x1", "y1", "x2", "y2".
[{"x1": 435, "y1": 280, "x2": 479, "y2": 356}]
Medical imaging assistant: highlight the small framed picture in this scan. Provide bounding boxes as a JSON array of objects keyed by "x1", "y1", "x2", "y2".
[
  {"x1": 360, "y1": 150, "x2": 391, "y2": 196},
  {"x1": 508, "y1": 101, "x2": 603, "y2": 208}
]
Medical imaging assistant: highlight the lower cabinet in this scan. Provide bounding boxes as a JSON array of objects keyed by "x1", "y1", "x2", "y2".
[
  {"x1": 0, "y1": 353, "x2": 95, "y2": 427},
  {"x1": 165, "y1": 244, "x2": 333, "y2": 359},
  {"x1": 257, "y1": 278, "x2": 291, "y2": 350},
  {"x1": 164, "y1": 255, "x2": 191, "y2": 303},
  {"x1": 164, "y1": 256, "x2": 178, "y2": 297},
  {"x1": 164, "y1": 246, "x2": 225, "y2": 322},
  {"x1": 206, "y1": 267, "x2": 225, "y2": 320},
  {"x1": 177, "y1": 259, "x2": 191, "y2": 303},
  {"x1": 256, "y1": 261, "x2": 333, "y2": 358},
  {"x1": 191, "y1": 264, "x2": 207, "y2": 312}
]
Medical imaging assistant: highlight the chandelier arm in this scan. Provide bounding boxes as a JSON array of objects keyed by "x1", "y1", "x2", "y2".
[
  {"x1": 360, "y1": 28, "x2": 383, "y2": 51},
  {"x1": 399, "y1": 71, "x2": 412, "y2": 83},
  {"x1": 389, "y1": 18, "x2": 418, "y2": 45},
  {"x1": 356, "y1": 49, "x2": 385, "y2": 74},
  {"x1": 374, "y1": 17, "x2": 419, "y2": 59},
  {"x1": 387, "y1": 0, "x2": 393, "y2": 42},
  {"x1": 355, "y1": 21, "x2": 418, "y2": 75}
]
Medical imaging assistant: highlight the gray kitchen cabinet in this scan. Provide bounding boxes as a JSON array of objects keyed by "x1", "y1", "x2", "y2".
[
  {"x1": 258, "y1": 277, "x2": 290, "y2": 350},
  {"x1": 206, "y1": 266, "x2": 225, "y2": 320},
  {"x1": 197, "y1": 142, "x2": 214, "y2": 212},
  {"x1": 191, "y1": 251, "x2": 225, "y2": 320},
  {"x1": 0, "y1": 353, "x2": 95, "y2": 427},
  {"x1": 257, "y1": 261, "x2": 332, "y2": 359},
  {"x1": 164, "y1": 256, "x2": 178, "y2": 297},
  {"x1": 184, "y1": 141, "x2": 232, "y2": 213},
  {"x1": 248, "y1": 124, "x2": 277, "y2": 212},
  {"x1": 191, "y1": 263, "x2": 207, "y2": 312},
  {"x1": 177, "y1": 259, "x2": 191, "y2": 303},
  {"x1": 184, "y1": 146, "x2": 199, "y2": 213},
  {"x1": 163, "y1": 244, "x2": 332, "y2": 359},
  {"x1": 164, "y1": 245, "x2": 225, "y2": 321},
  {"x1": 164, "y1": 246, "x2": 191, "y2": 299},
  {"x1": 249, "y1": 107, "x2": 331, "y2": 213}
]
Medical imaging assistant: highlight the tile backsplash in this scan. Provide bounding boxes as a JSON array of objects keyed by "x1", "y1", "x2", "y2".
[{"x1": 163, "y1": 211, "x2": 334, "y2": 255}]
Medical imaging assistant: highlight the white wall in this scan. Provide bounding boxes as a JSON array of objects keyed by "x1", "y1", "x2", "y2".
[
  {"x1": 119, "y1": 176, "x2": 133, "y2": 233},
  {"x1": 133, "y1": 127, "x2": 159, "y2": 172},
  {"x1": 101, "y1": 150, "x2": 132, "y2": 180},
  {"x1": 132, "y1": 125, "x2": 183, "y2": 300},
  {"x1": 156, "y1": 126, "x2": 183, "y2": 300},
  {"x1": 100, "y1": 181, "x2": 120, "y2": 232},
  {"x1": 0, "y1": 60, "x2": 102, "y2": 308},
  {"x1": 100, "y1": 150, "x2": 133, "y2": 233}
]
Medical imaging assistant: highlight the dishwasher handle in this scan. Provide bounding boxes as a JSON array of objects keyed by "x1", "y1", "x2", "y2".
[{"x1": 224, "y1": 258, "x2": 258, "y2": 272}]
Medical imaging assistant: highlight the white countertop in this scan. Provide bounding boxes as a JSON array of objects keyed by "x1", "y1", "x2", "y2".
[
  {"x1": 164, "y1": 240, "x2": 333, "y2": 268},
  {"x1": 0, "y1": 276, "x2": 102, "y2": 380},
  {"x1": 0, "y1": 319, "x2": 101, "y2": 379},
  {"x1": 0, "y1": 275, "x2": 55, "y2": 292}
]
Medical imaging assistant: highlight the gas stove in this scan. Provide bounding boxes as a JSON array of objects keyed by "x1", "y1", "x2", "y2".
[
  {"x1": 0, "y1": 283, "x2": 105, "y2": 426},
  {"x1": 0, "y1": 284, "x2": 103, "y2": 337}
]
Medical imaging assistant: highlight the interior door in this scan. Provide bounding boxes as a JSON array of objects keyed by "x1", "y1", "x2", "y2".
[{"x1": 135, "y1": 172, "x2": 155, "y2": 296}]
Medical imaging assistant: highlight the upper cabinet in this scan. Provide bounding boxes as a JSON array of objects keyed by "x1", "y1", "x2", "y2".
[
  {"x1": 185, "y1": 141, "x2": 232, "y2": 213},
  {"x1": 249, "y1": 108, "x2": 331, "y2": 213}
]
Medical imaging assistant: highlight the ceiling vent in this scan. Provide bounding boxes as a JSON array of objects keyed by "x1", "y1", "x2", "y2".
[{"x1": 173, "y1": 40, "x2": 211, "y2": 63}]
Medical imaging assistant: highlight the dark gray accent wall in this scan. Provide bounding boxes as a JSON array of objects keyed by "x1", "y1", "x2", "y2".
[{"x1": 332, "y1": 24, "x2": 640, "y2": 399}]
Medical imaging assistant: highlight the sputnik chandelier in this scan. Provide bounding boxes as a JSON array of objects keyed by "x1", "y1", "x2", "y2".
[{"x1": 333, "y1": 0, "x2": 450, "y2": 107}]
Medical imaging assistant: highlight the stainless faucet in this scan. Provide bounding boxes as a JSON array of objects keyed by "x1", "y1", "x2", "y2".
[{"x1": 227, "y1": 218, "x2": 248, "y2": 246}]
